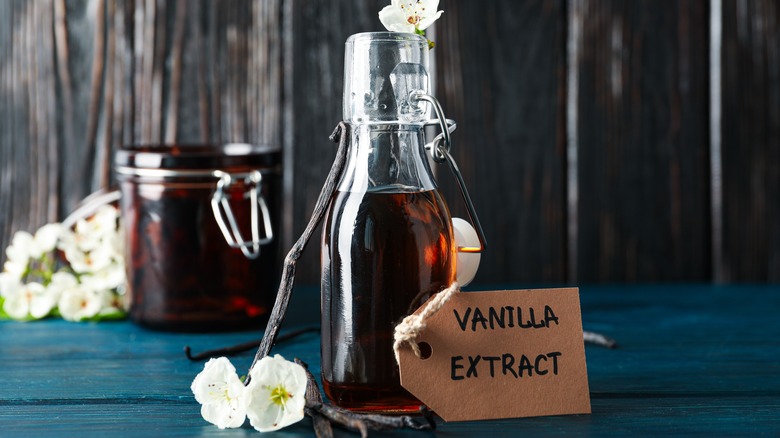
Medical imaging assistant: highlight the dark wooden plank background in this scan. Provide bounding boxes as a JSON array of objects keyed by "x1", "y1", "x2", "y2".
[
  {"x1": 574, "y1": 0, "x2": 711, "y2": 282},
  {"x1": 1, "y1": 0, "x2": 778, "y2": 285},
  {"x1": 434, "y1": 0, "x2": 567, "y2": 283},
  {"x1": 721, "y1": 0, "x2": 780, "y2": 282}
]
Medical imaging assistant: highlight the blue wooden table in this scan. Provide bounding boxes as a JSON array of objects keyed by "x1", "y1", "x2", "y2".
[{"x1": 2, "y1": 285, "x2": 779, "y2": 436}]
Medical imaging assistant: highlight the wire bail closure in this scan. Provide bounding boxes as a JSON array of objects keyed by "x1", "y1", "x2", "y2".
[
  {"x1": 412, "y1": 92, "x2": 487, "y2": 254},
  {"x1": 211, "y1": 170, "x2": 274, "y2": 260}
]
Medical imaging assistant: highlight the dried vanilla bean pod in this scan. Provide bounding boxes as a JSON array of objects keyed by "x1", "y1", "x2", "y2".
[
  {"x1": 305, "y1": 403, "x2": 369, "y2": 438},
  {"x1": 184, "y1": 326, "x2": 320, "y2": 361},
  {"x1": 245, "y1": 123, "x2": 350, "y2": 382},
  {"x1": 298, "y1": 358, "x2": 368, "y2": 437},
  {"x1": 583, "y1": 330, "x2": 618, "y2": 348},
  {"x1": 313, "y1": 404, "x2": 436, "y2": 432},
  {"x1": 296, "y1": 359, "x2": 436, "y2": 436},
  {"x1": 295, "y1": 359, "x2": 334, "y2": 438}
]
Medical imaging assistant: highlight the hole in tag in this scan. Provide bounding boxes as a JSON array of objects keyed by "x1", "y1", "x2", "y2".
[{"x1": 418, "y1": 342, "x2": 432, "y2": 360}]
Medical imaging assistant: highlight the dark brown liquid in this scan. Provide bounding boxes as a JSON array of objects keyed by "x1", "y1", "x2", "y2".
[
  {"x1": 120, "y1": 176, "x2": 280, "y2": 332},
  {"x1": 321, "y1": 188, "x2": 455, "y2": 412}
]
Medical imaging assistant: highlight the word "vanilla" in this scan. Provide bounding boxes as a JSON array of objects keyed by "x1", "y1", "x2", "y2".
[{"x1": 453, "y1": 305, "x2": 560, "y2": 332}]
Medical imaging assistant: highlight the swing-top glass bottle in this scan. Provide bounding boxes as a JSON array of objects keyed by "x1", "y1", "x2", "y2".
[{"x1": 320, "y1": 32, "x2": 456, "y2": 412}]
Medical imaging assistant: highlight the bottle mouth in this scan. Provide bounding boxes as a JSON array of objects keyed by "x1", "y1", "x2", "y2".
[
  {"x1": 343, "y1": 32, "x2": 430, "y2": 123},
  {"x1": 346, "y1": 31, "x2": 427, "y2": 45}
]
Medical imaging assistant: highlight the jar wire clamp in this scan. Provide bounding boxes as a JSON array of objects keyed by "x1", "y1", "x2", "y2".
[
  {"x1": 413, "y1": 92, "x2": 487, "y2": 253},
  {"x1": 211, "y1": 170, "x2": 274, "y2": 260}
]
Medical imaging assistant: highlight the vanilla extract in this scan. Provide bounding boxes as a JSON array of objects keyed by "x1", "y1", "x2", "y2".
[{"x1": 453, "y1": 305, "x2": 560, "y2": 332}]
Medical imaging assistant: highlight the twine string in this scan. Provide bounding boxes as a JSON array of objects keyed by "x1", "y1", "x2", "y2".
[{"x1": 393, "y1": 282, "x2": 460, "y2": 365}]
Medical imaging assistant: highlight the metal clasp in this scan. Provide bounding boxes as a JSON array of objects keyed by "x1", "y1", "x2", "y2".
[
  {"x1": 211, "y1": 170, "x2": 274, "y2": 260},
  {"x1": 412, "y1": 92, "x2": 487, "y2": 254}
]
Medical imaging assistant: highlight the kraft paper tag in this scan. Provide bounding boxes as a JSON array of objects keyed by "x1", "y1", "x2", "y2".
[{"x1": 398, "y1": 288, "x2": 591, "y2": 422}]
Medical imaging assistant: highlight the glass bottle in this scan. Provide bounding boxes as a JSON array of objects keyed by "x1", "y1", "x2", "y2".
[{"x1": 320, "y1": 32, "x2": 456, "y2": 412}]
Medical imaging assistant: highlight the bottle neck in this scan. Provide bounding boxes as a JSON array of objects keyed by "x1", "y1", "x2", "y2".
[{"x1": 337, "y1": 124, "x2": 437, "y2": 194}]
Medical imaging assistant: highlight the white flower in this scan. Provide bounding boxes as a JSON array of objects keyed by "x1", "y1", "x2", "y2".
[
  {"x1": 81, "y1": 262, "x2": 125, "y2": 292},
  {"x1": 31, "y1": 223, "x2": 63, "y2": 258},
  {"x1": 97, "y1": 289, "x2": 126, "y2": 314},
  {"x1": 62, "y1": 240, "x2": 114, "y2": 274},
  {"x1": 74, "y1": 206, "x2": 119, "y2": 250},
  {"x1": 379, "y1": 0, "x2": 443, "y2": 33},
  {"x1": 3, "y1": 281, "x2": 56, "y2": 320},
  {"x1": 58, "y1": 285, "x2": 103, "y2": 322},
  {"x1": 1, "y1": 207, "x2": 127, "y2": 323},
  {"x1": 46, "y1": 272, "x2": 79, "y2": 303},
  {"x1": 60, "y1": 206, "x2": 120, "y2": 254},
  {"x1": 244, "y1": 354, "x2": 307, "y2": 432},
  {"x1": 59, "y1": 227, "x2": 101, "y2": 255},
  {"x1": 60, "y1": 206, "x2": 123, "y2": 278},
  {"x1": 4, "y1": 225, "x2": 62, "y2": 281},
  {"x1": 4, "y1": 231, "x2": 34, "y2": 279},
  {"x1": 191, "y1": 357, "x2": 247, "y2": 429},
  {"x1": 0, "y1": 272, "x2": 18, "y2": 297}
]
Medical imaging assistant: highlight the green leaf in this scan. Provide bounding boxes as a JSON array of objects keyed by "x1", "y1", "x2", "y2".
[
  {"x1": 87, "y1": 310, "x2": 128, "y2": 322},
  {"x1": 0, "y1": 297, "x2": 8, "y2": 319}
]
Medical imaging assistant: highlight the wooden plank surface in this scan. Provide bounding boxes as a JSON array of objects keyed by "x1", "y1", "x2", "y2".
[
  {"x1": 1, "y1": 285, "x2": 779, "y2": 436},
  {"x1": 2, "y1": 0, "x2": 780, "y2": 284},
  {"x1": 721, "y1": 0, "x2": 780, "y2": 282},
  {"x1": 573, "y1": 0, "x2": 711, "y2": 282},
  {"x1": 434, "y1": 1, "x2": 568, "y2": 284}
]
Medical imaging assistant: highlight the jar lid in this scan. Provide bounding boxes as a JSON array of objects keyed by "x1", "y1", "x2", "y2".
[{"x1": 115, "y1": 144, "x2": 280, "y2": 171}]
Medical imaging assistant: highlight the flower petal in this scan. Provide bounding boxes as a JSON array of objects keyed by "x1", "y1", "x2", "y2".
[
  {"x1": 81, "y1": 262, "x2": 125, "y2": 292},
  {"x1": 0, "y1": 272, "x2": 21, "y2": 298},
  {"x1": 6, "y1": 231, "x2": 33, "y2": 268},
  {"x1": 3, "y1": 290, "x2": 30, "y2": 319},
  {"x1": 420, "y1": 0, "x2": 440, "y2": 11},
  {"x1": 379, "y1": 4, "x2": 416, "y2": 33},
  {"x1": 191, "y1": 357, "x2": 247, "y2": 429},
  {"x1": 32, "y1": 223, "x2": 63, "y2": 257},
  {"x1": 380, "y1": 0, "x2": 442, "y2": 33},
  {"x1": 9, "y1": 231, "x2": 34, "y2": 254},
  {"x1": 192, "y1": 357, "x2": 238, "y2": 404},
  {"x1": 417, "y1": 9, "x2": 443, "y2": 31},
  {"x1": 29, "y1": 293, "x2": 56, "y2": 319},
  {"x1": 201, "y1": 399, "x2": 246, "y2": 429},
  {"x1": 47, "y1": 272, "x2": 79, "y2": 302},
  {"x1": 58, "y1": 287, "x2": 103, "y2": 321},
  {"x1": 244, "y1": 354, "x2": 307, "y2": 432}
]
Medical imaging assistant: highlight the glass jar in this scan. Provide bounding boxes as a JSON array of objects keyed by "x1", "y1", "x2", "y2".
[
  {"x1": 115, "y1": 144, "x2": 281, "y2": 332},
  {"x1": 321, "y1": 32, "x2": 457, "y2": 412}
]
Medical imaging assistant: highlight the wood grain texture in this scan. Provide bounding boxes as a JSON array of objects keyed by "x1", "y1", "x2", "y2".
[
  {"x1": 0, "y1": 0, "x2": 61, "y2": 249},
  {"x1": 286, "y1": 0, "x2": 387, "y2": 284},
  {"x1": 434, "y1": 1, "x2": 568, "y2": 284},
  {"x1": 2, "y1": 285, "x2": 780, "y2": 435},
  {"x1": 2, "y1": 0, "x2": 780, "y2": 284},
  {"x1": 721, "y1": 0, "x2": 780, "y2": 282},
  {"x1": 573, "y1": 0, "x2": 711, "y2": 282},
  {"x1": 0, "y1": 0, "x2": 283, "y2": 272}
]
